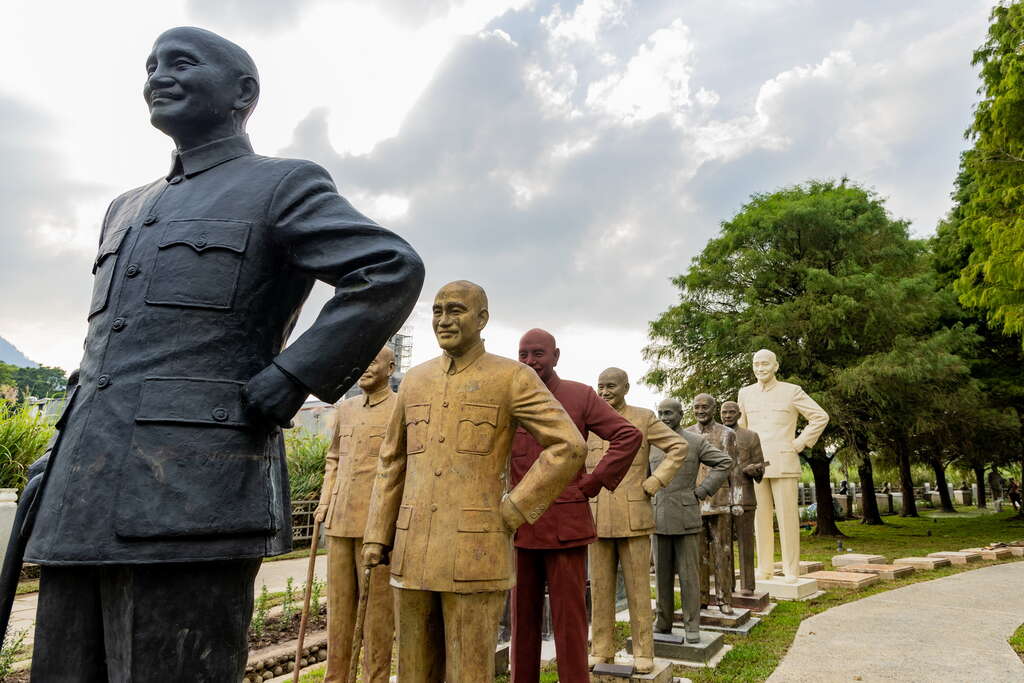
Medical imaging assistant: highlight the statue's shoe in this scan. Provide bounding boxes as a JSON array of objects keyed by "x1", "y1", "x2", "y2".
[
  {"x1": 633, "y1": 657, "x2": 654, "y2": 674},
  {"x1": 685, "y1": 629, "x2": 701, "y2": 644},
  {"x1": 719, "y1": 603, "x2": 734, "y2": 615},
  {"x1": 588, "y1": 655, "x2": 611, "y2": 669}
]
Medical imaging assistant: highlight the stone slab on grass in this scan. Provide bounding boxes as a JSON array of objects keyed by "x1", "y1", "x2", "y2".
[
  {"x1": 698, "y1": 606, "x2": 751, "y2": 628},
  {"x1": 700, "y1": 615, "x2": 761, "y2": 636},
  {"x1": 773, "y1": 560, "x2": 824, "y2": 575},
  {"x1": 841, "y1": 563, "x2": 914, "y2": 581},
  {"x1": 831, "y1": 553, "x2": 885, "y2": 568},
  {"x1": 960, "y1": 547, "x2": 1013, "y2": 560},
  {"x1": 626, "y1": 630, "x2": 724, "y2": 666},
  {"x1": 928, "y1": 551, "x2": 981, "y2": 565},
  {"x1": 893, "y1": 556, "x2": 951, "y2": 570},
  {"x1": 1008, "y1": 546, "x2": 1024, "y2": 557},
  {"x1": 730, "y1": 590, "x2": 770, "y2": 611},
  {"x1": 592, "y1": 658, "x2": 674, "y2": 683},
  {"x1": 803, "y1": 570, "x2": 880, "y2": 590},
  {"x1": 755, "y1": 576, "x2": 819, "y2": 600}
]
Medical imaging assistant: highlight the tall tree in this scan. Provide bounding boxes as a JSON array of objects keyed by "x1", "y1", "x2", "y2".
[
  {"x1": 957, "y1": 2, "x2": 1024, "y2": 344},
  {"x1": 646, "y1": 180, "x2": 939, "y2": 535}
]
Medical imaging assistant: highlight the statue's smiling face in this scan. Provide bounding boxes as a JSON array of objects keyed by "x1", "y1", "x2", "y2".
[{"x1": 752, "y1": 350, "x2": 778, "y2": 383}]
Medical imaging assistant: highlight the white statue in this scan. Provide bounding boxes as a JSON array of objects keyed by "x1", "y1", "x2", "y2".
[{"x1": 737, "y1": 349, "x2": 828, "y2": 586}]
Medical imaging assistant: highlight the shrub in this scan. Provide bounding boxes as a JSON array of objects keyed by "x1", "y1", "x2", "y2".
[
  {"x1": 0, "y1": 402, "x2": 54, "y2": 491},
  {"x1": 285, "y1": 428, "x2": 329, "y2": 501}
]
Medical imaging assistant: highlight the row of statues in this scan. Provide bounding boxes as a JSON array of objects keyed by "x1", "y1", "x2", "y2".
[{"x1": 10, "y1": 26, "x2": 829, "y2": 683}]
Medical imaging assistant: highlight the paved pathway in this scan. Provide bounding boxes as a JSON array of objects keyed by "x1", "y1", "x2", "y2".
[{"x1": 768, "y1": 560, "x2": 1024, "y2": 682}]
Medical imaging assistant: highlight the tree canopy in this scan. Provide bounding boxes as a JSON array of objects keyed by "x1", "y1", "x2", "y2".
[{"x1": 0, "y1": 362, "x2": 67, "y2": 402}]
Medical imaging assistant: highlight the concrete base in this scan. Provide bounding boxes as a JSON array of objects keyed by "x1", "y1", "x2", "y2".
[
  {"x1": 893, "y1": 556, "x2": 950, "y2": 570},
  {"x1": 841, "y1": 563, "x2": 914, "y2": 581},
  {"x1": 698, "y1": 606, "x2": 751, "y2": 628},
  {"x1": 961, "y1": 547, "x2": 1013, "y2": 560},
  {"x1": 730, "y1": 590, "x2": 770, "y2": 611},
  {"x1": 592, "y1": 658, "x2": 673, "y2": 683},
  {"x1": 626, "y1": 630, "x2": 724, "y2": 665},
  {"x1": 701, "y1": 615, "x2": 761, "y2": 635},
  {"x1": 752, "y1": 601, "x2": 777, "y2": 616},
  {"x1": 495, "y1": 641, "x2": 509, "y2": 675},
  {"x1": 928, "y1": 551, "x2": 981, "y2": 565},
  {"x1": 803, "y1": 570, "x2": 879, "y2": 590},
  {"x1": 1008, "y1": 546, "x2": 1024, "y2": 558},
  {"x1": 773, "y1": 560, "x2": 824, "y2": 575},
  {"x1": 831, "y1": 553, "x2": 885, "y2": 568},
  {"x1": 755, "y1": 576, "x2": 819, "y2": 600}
]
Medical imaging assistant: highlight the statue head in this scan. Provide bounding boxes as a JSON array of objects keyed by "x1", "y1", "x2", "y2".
[
  {"x1": 657, "y1": 398, "x2": 683, "y2": 431},
  {"x1": 432, "y1": 280, "x2": 488, "y2": 357},
  {"x1": 720, "y1": 400, "x2": 741, "y2": 428},
  {"x1": 357, "y1": 345, "x2": 396, "y2": 394},
  {"x1": 692, "y1": 393, "x2": 717, "y2": 426},
  {"x1": 518, "y1": 328, "x2": 559, "y2": 385},
  {"x1": 597, "y1": 367, "x2": 629, "y2": 410},
  {"x1": 145, "y1": 27, "x2": 260, "y2": 149},
  {"x1": 752, "y1": 349, "x2": 779, "y2": 385}
]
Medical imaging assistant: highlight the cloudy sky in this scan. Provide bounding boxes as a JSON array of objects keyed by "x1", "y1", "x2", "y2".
[{"x1": 0, "y1": 0, "x2": 993, "y2": 410}]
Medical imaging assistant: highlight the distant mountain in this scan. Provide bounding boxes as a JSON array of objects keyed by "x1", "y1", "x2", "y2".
[{"x1": 0, "y1": 337, "x2": 38, "y2": 368}]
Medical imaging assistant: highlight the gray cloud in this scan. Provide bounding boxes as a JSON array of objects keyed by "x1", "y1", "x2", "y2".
[{"x1": 185, "y1": 0, "x2": 316, "y2": 34}]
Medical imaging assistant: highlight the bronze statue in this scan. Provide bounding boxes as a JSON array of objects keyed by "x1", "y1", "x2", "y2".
[
  {"x1": 20, "y1": 27, "x2": 424, "y2": 682},
  {"x1": 719, "y1": 400, "x2": 766, "y2": 596},
  {"x1": 362, "y1": 281, "x2": 587, "y2": 682},
  {"x1": 651, "y1": 398, "x2": 730, "y2": 643},
  {"x1": 685, "y1": 394, "x2": 739, "y2": 613},
  {"x1": 586, "y1": 368, "x2": 687, "y2": 673},
  {"x1": 316, "y1": 345, "x2": 398, "y2": 682},
  {"x1": 737, "y1": 350, "x2": 828, "y2": 583}
]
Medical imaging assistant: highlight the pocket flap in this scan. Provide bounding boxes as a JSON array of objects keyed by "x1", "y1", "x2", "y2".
[
  {"x1": 136, "y1": 377, "x2": 249, "y2": 427},
  {"x1": 336, "y1": 425, "x2": 355, "y2": 438},
  {"x1": 457, "y1": 507, "x2": 499, "y2": 533},
  {"x1": 396, "y1": 505, "x2": 413, "y2": 530},
  {"x1": 93, "y1": 227, "x2": 129, "y2": 272},
  {"x1": 158, "y1": 219, "x2": 251, "y2": 253},
  {"x1": 406, "y1": 403, "x2": 430, "y2": 425},
  {"x1": 460, "y1": 402, "x2": 499, "y2": 427}
]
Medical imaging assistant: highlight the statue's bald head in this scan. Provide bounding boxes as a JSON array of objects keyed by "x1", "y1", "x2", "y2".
[
  {"x1": 597, "y1": 367, "x2": 629, "y2": 410},
  {"x1": 357, "y1": 344, "x2": 396, "y2": 393},
  {"x1": 752, "y1": 348, "x2": 779, "y2": 384},
  {"x1": 433, "y1": 280, "x2": 489, "y2": 356},
  {"x1": 657, "y1": 398, "x2": 683, "y2": 430},
  {"x1": 720, "y1": 400, "x2": 741, "y2": 427},
  {"x1": 692, "y1": 393, "x2": 717, "y2": 426},
  {"x1": 518, "y1": 328, "x2": 559, "y2": 384}
]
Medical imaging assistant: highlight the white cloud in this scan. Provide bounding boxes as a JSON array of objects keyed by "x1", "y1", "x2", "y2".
[{"x1": 543, "y1": 0, "x2": 631, "y2": 45}]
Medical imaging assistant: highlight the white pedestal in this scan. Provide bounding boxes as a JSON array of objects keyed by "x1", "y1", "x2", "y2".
[
  {"x1": 0, "y1": 489, "x2": 17, "y2": 563},
  {"x1": 755, "y1": 576, "x2": 819, "y2": 600}
]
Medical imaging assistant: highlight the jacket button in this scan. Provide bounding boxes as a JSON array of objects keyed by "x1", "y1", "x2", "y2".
[
  {"x1": 168, "y1": 176, "x2": 183, "y2": 184},
  {"x1": 97, "y1": 375, "x2": 110, "y2": 388},
  {"x1": 111, "y1": 317, "x2": 127, "y2": 331},
  {"x1": 434, "y1": 469, "x2": 442, "y2": 477},
  {"x1": 442, "y1": 401, "x2": 449, "y2": 408},
  {"x1": 195, "y1": 234, "x2": 208, "y2": 248},
  {"x1": 125, "y1": 264, "x2": 140, "y2": 278},
  {"x1": 143, "y1": 215, "x2": 158, "y2": 225},
  {"x1": 438, "y1": 435, "x2": 445, "y2": 443},
  {"x1": 211, "y1": 407, "x2": 229, "y2": 422},
  {"x1": 430, "y1": 504, "x2": 438, "y2": 512}
]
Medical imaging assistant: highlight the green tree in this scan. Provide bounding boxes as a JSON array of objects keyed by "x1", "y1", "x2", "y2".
[
  {"x1": 0, "y1": 362, "x2": 67, "y2": 401},
  {"x1": 957, "y1": 2, "x2": 1024, "y2": 343},
  {"x1": 646, "y1": 180, "x2": 943, "y2": 534}
]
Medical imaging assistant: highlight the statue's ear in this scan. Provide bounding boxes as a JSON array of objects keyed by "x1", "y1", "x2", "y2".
[{"x1": 235, "y1": 75, "x2": 259, "y2": 112}]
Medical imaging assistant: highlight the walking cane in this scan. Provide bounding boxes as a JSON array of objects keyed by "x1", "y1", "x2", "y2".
[
  {"x1": 292, "y1": 520, "x2": 322, "y2": 682},
  {"x1": 347, "y1": 565, "x2": 373, "y2": 682}
]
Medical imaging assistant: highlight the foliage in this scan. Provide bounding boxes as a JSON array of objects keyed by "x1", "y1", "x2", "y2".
[
  {"x1": 282, "y1": 576, "x2": 297, "y2": 623},
  {"x1": 0, "y1": 362, "x2": 66, "y2": 402},
  {"x1": 0, "y1": 401, "x2": 54, "y2": 491},
  {"x1": 956, "y1": 2, "x2": 1024, "y2": 343},
  {"x1": 251, "y1": 584, "x2": 270, "y2": 640},
  {"x1": 285, "y1": 428, "x2": 329, "y2": 501},
  {"x1": 0, "y1": 628, "x2": 27, "y2": 678}
]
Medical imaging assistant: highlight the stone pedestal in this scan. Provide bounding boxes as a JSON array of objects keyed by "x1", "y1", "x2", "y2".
[
  {"x1": 961, "y1": 547, "x2": 1012, "y2": 560},
  {"x1": 755, "y1": 576, "x2": 819, "y2": 600},
  {"x1": 832, "y1": 494, "x2": 853, "y2": 519},
  {"x1": 729, "y1": 590, "x2": 770, "y2": 611},
  {"x1": 591, "y1": 659, "x2": 673, "y2": 683},
  {"x1": 803, "y1": 570, "x2": 879, "y2": 590},
  {"x1": 695, "y1": 606, "x2": 759, "y2": 635},
  {"x1": 495, "y1": 641, "x2": 510, "y2": 675},
  {"x1": 841, "y1": 563, "x2": 914, "y2": 581},
  {"x1": 954, "y1": 490, "x2": 972, "y2": 506},
  {"x1": 893, "y1": 556, "x2": 950, "y2": 570},
  {"x1": 928, "y1": 551, "x2": 981, "y2": 565},
  {"x1": 831, "y1": 553, "x2": 885, "y2": 568},
  {"x1": 875, "y1": 493, "x2": 893, "y2": 514},
  {"x1": 890, "y1": 492, "x2": 903, "y2": 510},
  {"x1": 773, "y1": 560, "x2": 823, "y2": 575},
  {"x1": 626, "y1": 630, "x2": 724, "y2": 665},
  {"x1": 0, "y1": 489, "x2": 17, "y2": 565},
  {"x1": 1008, "y1": 546, "x2": 1024, "y2": 558}
]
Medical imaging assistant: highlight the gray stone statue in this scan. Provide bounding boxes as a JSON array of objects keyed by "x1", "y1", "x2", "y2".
[
  {"x1": 651, "y1": 398, "x2": 731, "y2": 643},
  {"x1": 17, "y1": 27, "x2": 424, "y2": 682}
]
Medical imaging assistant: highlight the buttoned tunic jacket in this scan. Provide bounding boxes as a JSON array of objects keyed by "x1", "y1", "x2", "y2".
[
  {"x1": 586, "y1": 405, "x2": 688, "y2": 538},
  {"x1": 319, "y1": 387, "x2": 396, "y2": 538},
  {"x1": 510, "y1": 375, "x2": 641, "y2": 550},
  {"x1": 650, "y1": 428, "x2": 731, "y2": 536},
  {"x1": 25, "y1": 135, "x2": 424, "y2": 565},
  {"x1": 363, "y1": 343, "x2": 586, "y2": 594},
  {"x1": 737, "y1": 379, "x2": 828, "y2": 479},
  {"x1": 730, "y1": 425, "x2": 765, "y2": 509},
  {"x1": 686, "y1": 421, "x2": 738, "y2": 513}
]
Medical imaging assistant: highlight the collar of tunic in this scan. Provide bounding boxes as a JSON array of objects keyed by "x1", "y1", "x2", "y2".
[
  {"x1": 362, "y1": 386, "x2": 393, "y2": 407},
  {"x1": 441, "y1": 340, "x2": 486, "y2": 375},
  {"x1": 758, "y1": 377, "x2": 779, "y2": 392},
  {"x1": 167, "y1": 134, "x2": 254, "y2": 180}
]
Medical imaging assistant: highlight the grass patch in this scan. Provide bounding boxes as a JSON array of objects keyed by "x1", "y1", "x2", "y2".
[
  {"x1": 14, "y1": 580, "x2": 37, "y2": 596},
  {"x1": 1010, "y1": 623, "x2": 1024, "y2": 664}
]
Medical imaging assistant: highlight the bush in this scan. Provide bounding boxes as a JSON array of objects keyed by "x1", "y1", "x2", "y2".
[
  {"x1": 0, "y1": 402, "x2": 54, "y2": 492},
  {"x1": 285, "y1": 428, "x2": 329, "y2": 501}
]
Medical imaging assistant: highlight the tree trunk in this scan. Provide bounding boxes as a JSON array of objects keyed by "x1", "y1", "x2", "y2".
[
  {"x1": 856, "y1": 432, "x2": 883, "y2": 525},
  {"x1": 975, "y1": 464, "x2": 987, "y2": 509},
  {"x1": 895, "y1": 431, "x2": 918, "y2": 517},
  {"x1": 809, "y1": 450, "x2": 845, "y2": 536},
  {"x1": 929, "y1": 455, "x2": 955, "y2": 513}
]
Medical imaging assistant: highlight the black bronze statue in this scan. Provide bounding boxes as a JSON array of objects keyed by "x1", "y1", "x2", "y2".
[{"x1": 12, "y1": 27, "x2": 424, "y2": 682}]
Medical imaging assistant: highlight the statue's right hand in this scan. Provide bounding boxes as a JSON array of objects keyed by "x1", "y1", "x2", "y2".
[
  {"x1": 362, "y1": 542, "x2": 384, "y2": 568},
  {"x1": 313, "y1": 505, "x2": 328, "y2": 524}
]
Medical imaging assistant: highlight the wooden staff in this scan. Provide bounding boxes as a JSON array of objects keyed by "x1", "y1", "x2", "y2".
[
  {"x1": 347, "y1": 565, "x2": 373, "y2": 682},
  {"x1": 292, "y1": 520, "x2": 322, "y2": 682}
]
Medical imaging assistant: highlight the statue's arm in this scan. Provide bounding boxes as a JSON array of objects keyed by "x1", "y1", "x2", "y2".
[
  {"x1": 314, "y1": 404, "x2": 344, "y2": 521},
  {"x1": 577, "y1": 388, "x2": 641, "y2": 497},
  {"x1": 695, "y1": 438, "x2": 731, "y2": 499},
  {"x1": 647, "y1": 417, "x2": 689, "y2": 491},
  {"x1": 363, "y1": 385, "x2": 410, "y2": 551},
  {"x1": 792, "y1": 386, "x2": 829, "y2": 451}
]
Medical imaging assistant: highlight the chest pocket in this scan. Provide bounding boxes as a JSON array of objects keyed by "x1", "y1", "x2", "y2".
[
  {"x1": 334, "y1": 425, "x2": 354, "y2": 456},
  {"x1": 89, "y1": 226, "x2": 130, "y2": 318},
  {"x1": 146, "y1": 219, "x2": 251, "y2": 310},
  {"x1": 366, "y1": 425, "x2": 386, "y2": 456},
  {"x1": 456, "y1": 402, "x2": 499, "y2": 454},
  {"x1": 406, "y1": 404, "x2": 430, "y2": 454}
]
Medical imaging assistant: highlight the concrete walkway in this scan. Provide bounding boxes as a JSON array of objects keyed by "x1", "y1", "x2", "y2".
[{"x1": 768, "y1": 561, "x2": 1024, "y2": 682}]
